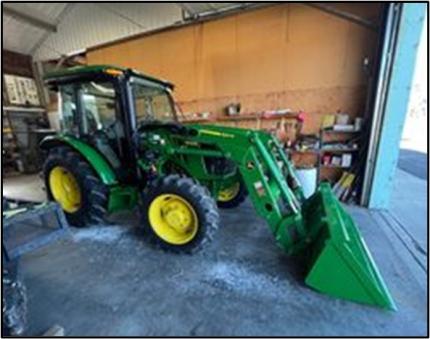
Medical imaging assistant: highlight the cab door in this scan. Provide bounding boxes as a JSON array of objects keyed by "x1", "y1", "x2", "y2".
[{"x1": 59, "y1": 79, "x2": 131, "y2": 181}]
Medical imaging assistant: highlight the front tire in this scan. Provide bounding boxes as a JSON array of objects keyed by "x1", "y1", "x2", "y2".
[
  {"x1": 43, "y1": 146, "x2": 109, "y2": 227},
  {"x1": 141, "y1": 175, "x2": 219, "y2": 254}
]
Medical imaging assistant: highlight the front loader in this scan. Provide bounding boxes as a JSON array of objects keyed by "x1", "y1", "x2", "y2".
[{"x1": 40, "y1": 65, "x2": 396, "y2": 310}]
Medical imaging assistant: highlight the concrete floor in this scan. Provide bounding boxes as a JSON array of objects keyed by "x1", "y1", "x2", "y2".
[{"x1": 3, "y1": 162, "x2": 428, "y2": 336}]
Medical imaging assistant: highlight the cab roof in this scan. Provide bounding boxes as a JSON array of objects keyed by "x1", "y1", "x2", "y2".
[{"x1": 44, "y1": 64, "x2": 174, "y2": 89}]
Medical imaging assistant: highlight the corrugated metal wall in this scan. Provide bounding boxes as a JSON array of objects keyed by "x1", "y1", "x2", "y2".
[{"x1": 33, "y1": 3, "x2": 181, "y2": 60}]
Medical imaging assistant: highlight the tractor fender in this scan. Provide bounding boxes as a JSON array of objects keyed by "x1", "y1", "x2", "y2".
[{"x1": 40, "y1": 135, "x2": 118, "y2": 186}]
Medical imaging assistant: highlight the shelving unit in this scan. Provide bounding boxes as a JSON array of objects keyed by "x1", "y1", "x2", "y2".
[
  {"x1": 2, "y1": 109, "x2": 20, "y2": 172},
  {"x1": 287, "y1": 124, "x2": 362, "y2": 186},
  {"x1": 2, "y1": 105, "x2": 49, "y2": 175},
  {"x1": 317, "y1": 127, "x2": 361, "y2": 183}
]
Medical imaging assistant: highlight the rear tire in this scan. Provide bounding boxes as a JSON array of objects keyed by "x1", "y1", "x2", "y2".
[
  {"x1": 217, "y1": 181, "x2": 248, "y2": 209},
  {"x1": 140, "y1": 175, "x2": 219, "y2": 254},
  {"x1": 43, "y1": 146, "x2": 109, "y2": 227}
]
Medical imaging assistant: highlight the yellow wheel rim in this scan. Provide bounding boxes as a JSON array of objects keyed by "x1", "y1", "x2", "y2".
[
  {"x1": 148, "y1": 194, "x2": 199, "y2": 245},
  {"x1": 218, "y1": 183, "x2": 240, "y2": 202},
  {"x1": 49, "y1": 166, "x2": 82, "y2": 213}
]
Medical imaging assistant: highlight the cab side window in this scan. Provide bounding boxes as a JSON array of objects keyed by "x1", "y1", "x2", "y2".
[
  {"x1": 133, "y1": 84, "x2": 174, "y2": 123},
  {"x1": 59, "y1": 84, "x2": 78, "y2": 134},
  {"x1": 80, "y1": 81, "x2": 120, "y2": 137}
]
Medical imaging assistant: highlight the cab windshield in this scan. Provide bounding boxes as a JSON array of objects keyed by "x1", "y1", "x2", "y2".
[{"x1": 132, "y1": 78, "x2": 176, "y2": 124}]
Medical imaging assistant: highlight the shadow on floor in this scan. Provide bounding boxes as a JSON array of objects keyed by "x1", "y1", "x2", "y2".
[{"x1": 397, "y1": 149, "x2": 428, "y2": 180}]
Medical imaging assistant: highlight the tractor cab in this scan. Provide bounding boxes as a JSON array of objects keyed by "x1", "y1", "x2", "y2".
[{"x1": 44, "y1": 65, "x2": 177, "y2": 182}]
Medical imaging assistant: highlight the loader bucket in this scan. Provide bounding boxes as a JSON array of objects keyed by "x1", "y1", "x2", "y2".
[{"x1": 301, "y1": 183, "x2": 396, "y2": 310}]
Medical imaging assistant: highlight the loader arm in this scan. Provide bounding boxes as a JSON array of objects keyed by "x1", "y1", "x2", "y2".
[{"x1": 189, "y1": 125, "x2": 309, "y2": 254}]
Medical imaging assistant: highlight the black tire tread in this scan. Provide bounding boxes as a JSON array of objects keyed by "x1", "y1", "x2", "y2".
[
  {"x1": 217, "y1": 180, "x2": 248, "y2": 209},
  {"x1": 140, "y1": 174, "x2": 219, "y2": 254},
  {"x1": 43, "y1": 146, "x2": 109, "y2": 227}
]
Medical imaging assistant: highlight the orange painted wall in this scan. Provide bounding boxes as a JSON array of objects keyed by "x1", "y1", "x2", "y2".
[{"x1": 87, "y1": 4, "x2": 382, "y2": 134}]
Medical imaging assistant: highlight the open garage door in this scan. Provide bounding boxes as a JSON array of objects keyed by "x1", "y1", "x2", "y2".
[{"x1": 361, "y1": 3, "x2": 426, "y2": 208}]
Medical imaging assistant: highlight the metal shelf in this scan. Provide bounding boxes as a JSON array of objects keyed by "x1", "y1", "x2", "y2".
[
  {"x1": 320, "y1": 148, "x2": 359, "y2": 153},
  {"x1": 3, "y1": 106, "x2": 45, "y2": 113},
  {"x1": 321, "y1": 128, "x2": 360, "y2": 134},
  {"x1": 290, "y1": 148, "x2": 358, "y2": 154},
  {"x1": 288, "y1": 149, "x2": 319, "y2": 154},
  {"x1": 320, "y1": 165, "x2": 351, "y2": 169}
]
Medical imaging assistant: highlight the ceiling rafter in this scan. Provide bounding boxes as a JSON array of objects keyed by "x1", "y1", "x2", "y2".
[
  {"x1": 3, "y1": 5, "x2": 57, "y2": 32},
  {"x1": 29, "y1": 4, "x2": 75, "y2": 57}
]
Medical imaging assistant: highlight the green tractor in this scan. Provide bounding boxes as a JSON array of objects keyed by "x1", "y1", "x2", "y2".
[{"x1": 40, "y1": 65, "x2": 395, "y2": 310}]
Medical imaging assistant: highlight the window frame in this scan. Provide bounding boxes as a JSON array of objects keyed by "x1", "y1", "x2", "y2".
[
  {"x1": 57, "y1": 75, "x2": 124, "y2": 137},
  {"x1": 129, "y1": 76, "x2": 178, "y2": 128},
  {"x1": 58, "y1": 83, "x2": 80, "y2": 135},
  {"x1": 78, "y1": 81, "x2": 118, "y2": 135}
]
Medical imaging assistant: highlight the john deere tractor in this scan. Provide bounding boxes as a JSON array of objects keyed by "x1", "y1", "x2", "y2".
[{"x1": 40, "y1": 65, "x2": 395, "y2": 310}]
